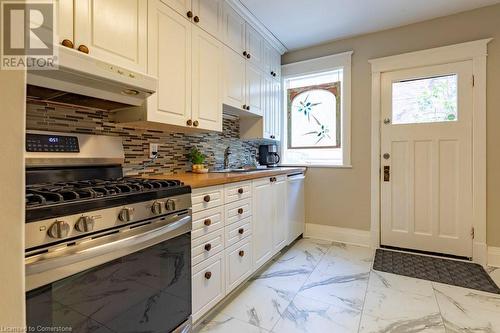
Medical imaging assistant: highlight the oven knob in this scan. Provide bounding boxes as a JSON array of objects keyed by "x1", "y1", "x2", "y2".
[
  {"x1": 151, "y1": 201, "x2": 164, "y2": 215},
  {"x1": 118, "y1": 207, "x2": 134, "y2": 222},
  {"x1": 165, "y1": 199, "x2": 176, "y2": 211},
  {"x1": 75, "y1": 216, "x2": 95, "y2": 232},
  {"x1": 47, "y1": 220, "x2": 70, "y2": 239}
]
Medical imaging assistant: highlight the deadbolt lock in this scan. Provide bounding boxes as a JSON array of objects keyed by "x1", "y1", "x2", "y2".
[{"x1": 383, "y1": 166, "x2": 390, "y2": 182}]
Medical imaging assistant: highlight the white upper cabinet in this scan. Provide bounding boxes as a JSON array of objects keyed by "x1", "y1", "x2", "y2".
[
  {"x1": 55, "y1": 0, "x2": 73, "y2": 46},
  {"x1": 246, "y1": 63, "x2": 264, "y2": 116},
  {"x1": 245, "y1": 24, "x2": 264, "y2": 69},
  {"x1": 223, "y1": 46, "x2": 246, "y2": 110},
  {"x1": 271, "y1": 80, "x2": 281, "y2": 141},
  {"x1": 160, "y1": 0, "x2": 192, "y2": 17},
  {"x1": 222, "y1": 2, "x2": 246, "y2": 56},
  {"x1": 74, "y1": 0, "x2": 147, "y2": 72},
  {"x1": 192, "y1": 26, "x2": 223, "y2": 132},
  {"x1": 147, "y1": 1, "x2": 192, "y2": 127},
  {"x1": 191, "y1": 0, "x2": 222, "y2": 39},
  {"x1": 263, "y1": 75, "x2": 273, "y2": 139}
]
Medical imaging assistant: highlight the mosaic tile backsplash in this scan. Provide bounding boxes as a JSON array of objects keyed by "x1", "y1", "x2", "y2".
[{"x1": 26, "y1": 102, "x2": 273, "y2": 175}]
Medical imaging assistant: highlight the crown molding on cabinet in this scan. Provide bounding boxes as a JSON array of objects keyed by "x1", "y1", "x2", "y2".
[{"x1": 225, "y1": 0, "x2": 288, "y2": 55}]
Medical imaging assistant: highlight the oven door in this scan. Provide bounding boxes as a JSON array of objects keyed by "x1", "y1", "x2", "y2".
[{"x1": 26, "y1": 212, "x2": 192, "y2": 333}]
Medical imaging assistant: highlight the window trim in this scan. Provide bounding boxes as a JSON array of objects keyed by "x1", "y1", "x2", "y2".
[{"x1": 281, "y1": 51, "x2": 352, "y2": 166}]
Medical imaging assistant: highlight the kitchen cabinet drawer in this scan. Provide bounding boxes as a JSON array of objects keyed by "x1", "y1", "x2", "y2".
[
  {"x1": 192, "y1": 228, "x2": 224, "y2": 266},
  {"x1": 224, "y1": 181, "x2": 252, "y2": 204},
  {"x1": 192, "y1": 185, "x2": 224, "y2": 212},
  {"x1": 225, "y1": 238, "x2": 253, "y2": 293},
  {"x1": 192, "y1": 252, "x2": 225, "y2": 322},
  {"x1": 225, "y1": 198, "x2": 252, "y2": 225},
  {"x1": 225, "y1": 216, "x2": 252, "y2": 247},
  {"x1": 192, "y1": 206, "x2": 224, "y2": 239}
]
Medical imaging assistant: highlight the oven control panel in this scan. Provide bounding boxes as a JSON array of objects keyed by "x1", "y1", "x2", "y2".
[{"x1": 26, "y1": 133, "x2": 80, "y2": 153}]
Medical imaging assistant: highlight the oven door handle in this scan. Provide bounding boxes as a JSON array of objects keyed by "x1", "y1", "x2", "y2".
[{"x1": 26, "y1": 214, "x2": 191, "y2": 277}]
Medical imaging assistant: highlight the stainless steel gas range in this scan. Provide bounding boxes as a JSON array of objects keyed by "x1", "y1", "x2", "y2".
[{"x1": 25, "y1": 131, "x2": 192, "y2": 333}]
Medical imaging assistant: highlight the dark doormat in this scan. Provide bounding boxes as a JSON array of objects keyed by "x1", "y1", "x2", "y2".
[{"x1": 373, "y1": 249, "x2": 500, "y2": 294}]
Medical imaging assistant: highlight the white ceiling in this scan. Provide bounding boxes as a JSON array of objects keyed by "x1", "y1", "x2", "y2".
[{"x1": 239, "y1": 0, "x2": 500, "y2": 51}]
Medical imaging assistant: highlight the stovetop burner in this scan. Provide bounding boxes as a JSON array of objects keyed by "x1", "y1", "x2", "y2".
[{"x1": 26, "y1": 178, "x2": 183, "y2": 208}]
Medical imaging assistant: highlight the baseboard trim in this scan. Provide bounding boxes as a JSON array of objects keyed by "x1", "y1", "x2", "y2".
[
  {"x1": 488, "y1": 246, "x2": 500, "y2": 268},
  {"x1": 304, "y1": 223, "x2": 371, "y2": 247}
]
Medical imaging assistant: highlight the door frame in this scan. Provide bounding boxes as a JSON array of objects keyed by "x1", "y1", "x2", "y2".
[{"x1": 369, "y1": 39, "x2": 492, "y2": 264}]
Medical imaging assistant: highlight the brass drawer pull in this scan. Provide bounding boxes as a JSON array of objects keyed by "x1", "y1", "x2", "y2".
[
  {"x1": 204, "y1": 271, "x2": 212, "y2": 279},
  {"x1": 193, "y1": 16, "x2": 200, "y2": 23},
  {"x1": 186, "y1": 119, "x2": 193, "y2": 126},
  {"x1": 203, "y1": 195, "x2": 211, "y2": 202},
  {"x1": 237, "y1": 208, "x2": 243, "y2": 214},
  {"x1": 61, "y1": 39, "x2": 73, "y2": 48},
  {"x1": 204, "y1": 219, "x2": 212, "y2": 226},
  {"x1": 77, "y1": 44, "x2": 89, "y2": 54},
  {"x1": 239, "y1": 250, "x2": 245, "y2": 257},
  {"x1": 238, "y1": 188, "x2": 244, "y2": 194},
  {"x1": 238, "y1": 228, "x2": 244, "y2": 234},
  {"x1": 187, "y1": 11, "x2": 193, "y2": 18},
  {"x1": 204, "y1": 243, "x2": 212, "y2": 251}
]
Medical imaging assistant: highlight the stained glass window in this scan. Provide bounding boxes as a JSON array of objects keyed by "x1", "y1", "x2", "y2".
[{"x1": 287, "y1": 82, "x2": 341, "y2": 149}]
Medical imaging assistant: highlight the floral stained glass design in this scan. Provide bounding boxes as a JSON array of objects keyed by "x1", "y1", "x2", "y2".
[
  {"x1": 392, "y1": 74, "x2": 458, "y2": 125},
  {"x1": 287, "y1": 82, "x2": 341, "y2": 149}
]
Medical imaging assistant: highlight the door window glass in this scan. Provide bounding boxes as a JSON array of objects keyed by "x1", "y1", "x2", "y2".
[{"x1": 392, "y1": 74, "x2": 458, "y2": 124}]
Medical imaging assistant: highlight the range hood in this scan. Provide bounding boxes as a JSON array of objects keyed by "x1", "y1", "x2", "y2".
[{"x1": 27, "y1": 46, "x2": 157, "y2": 107}]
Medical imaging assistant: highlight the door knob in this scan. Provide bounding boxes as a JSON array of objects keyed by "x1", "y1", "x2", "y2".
[{"x1": 383, "y1": 153, "x2": 390, "y2": 160}]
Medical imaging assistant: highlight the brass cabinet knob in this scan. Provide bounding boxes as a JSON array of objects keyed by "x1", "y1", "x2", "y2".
[
  {"x1": 238, "y1": 188, "x2": 244, "y2": 194},
  {"x1": 204, "y1": 243, "x2": 212, "y2": 251},
  {"x1": 238, "y1": 228, "x2": 244, "y2": 234},
  {"x1": 204, "y1": 218, "x2": 212, "y2": 226},
  {"x1": 242, "y1": 104, "x2": 247, "y2": 110},
  {"x1": 270, "y1": 135, "x2": 276, "y2": 139},
  {"x1": 193, "y1": 120, "x2": 199, "y2": 127},
  {"x1": 239, "y1": 250, "x2": 245, "y2": 257},
  {"x1": 77, "y1": 44, "x2": 89, "y2": 54},
  {"x1": 186, "y1": 119, "x2": 193, "y2": 126},
  {"x1": 243, "y1": 51, "x2": 248, "y2": 57},
  {"x1": 237, "y1": 208, "x2": 243, "y2": 215},
  {"x1": 193, "y1": 16, "x2": 200, "y2": 23},
  {"x1": 187, "y1": 11, "x2": 193, "y2": 18},
  {"x1": 204, "y1": 271, "x2": 212, "y2": 279},
  {"x1": 246, "y1": 53, "x2": 251, "y2": 59},
  {"x1": 246, "y1": 106, "x2": 250, "y2": 111},
  {"x1": 61, "y1": 39, "x2": 74, "y2": 48},
  {"x1": 203, "y1": 195, "x2": 211, "y2": 202}
]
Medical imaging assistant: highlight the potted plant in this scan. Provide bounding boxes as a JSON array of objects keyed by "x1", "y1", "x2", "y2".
[{"x1": 189, "y1": 147, "x2": 208, "y2": 173}]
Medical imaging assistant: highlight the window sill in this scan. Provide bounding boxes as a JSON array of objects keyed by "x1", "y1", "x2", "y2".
[{"x1": 280, "y1": 163, "x2": 352, "y2": 169}]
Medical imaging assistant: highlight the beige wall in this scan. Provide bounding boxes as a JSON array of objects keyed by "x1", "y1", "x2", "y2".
[
  {"x1": 283, "y1": 4, "x2": 500, "y2": 246},
  {"x1": 0, "y1": 70, "x2": 26, "y2": 326}
]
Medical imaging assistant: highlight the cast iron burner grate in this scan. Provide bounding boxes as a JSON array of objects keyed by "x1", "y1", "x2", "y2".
[{"x1": 373, "y1": 249, "x2": 500, "y2": 294}]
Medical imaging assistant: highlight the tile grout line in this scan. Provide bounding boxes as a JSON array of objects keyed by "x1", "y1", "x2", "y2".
[
  {"x1": 268, "y1": 241, "x2": 334, "y2": 333},
  {"x1": 355, "y1": 264, "x2": 374, "y2": 333},
  {"x1": 430, "y1": 282, "x2": 448, "y2": 331}
]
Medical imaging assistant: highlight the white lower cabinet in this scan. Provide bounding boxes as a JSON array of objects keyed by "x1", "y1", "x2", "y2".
[
  {"x1": 225, "y1": 237, "x2": 253, "y2": 293},
  {"x1": 192, "y1": 252, "x2": 225, "y2": 322},
  {"x1": 191, "y1": 175, "x2": 304, "y2": 322}
]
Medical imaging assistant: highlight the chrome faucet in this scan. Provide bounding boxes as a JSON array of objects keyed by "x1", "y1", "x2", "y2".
[{"x1": 224, "y1": 146, "x2": 231, "y2": 169}]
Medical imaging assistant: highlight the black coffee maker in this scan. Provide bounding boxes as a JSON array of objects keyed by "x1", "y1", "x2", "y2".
[{"x1": 258, "y1": 144, "x2": 280, "y2": 167}]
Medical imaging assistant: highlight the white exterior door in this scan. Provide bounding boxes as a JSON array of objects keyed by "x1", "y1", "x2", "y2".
[{"x1": 380, "y1": 61, "x2": 473, "y2": 258}]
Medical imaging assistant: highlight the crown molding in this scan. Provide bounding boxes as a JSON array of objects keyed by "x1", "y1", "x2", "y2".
[{"x1": 225, "y1": 0, "x2": 288, "y2": 55}]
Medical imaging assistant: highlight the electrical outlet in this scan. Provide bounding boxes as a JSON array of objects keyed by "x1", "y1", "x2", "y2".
[{"x1": 149, "y1": 143, "x2": 159, "y2": 158}]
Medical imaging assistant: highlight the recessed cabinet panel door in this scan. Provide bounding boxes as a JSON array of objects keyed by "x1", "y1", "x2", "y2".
[
  {"x1": 55, "y1": 0, "x2": 73, "y2": 46},
  {"x1": 245, "y1": 24, "x2": 263, "y2": 69},
  {"x1": 223, "y1": 46, "x2": 246, "y2": 110},
  {"x1": 272, "y1": 80, "x2": 281, "y2": 141},
  {"x1": 273, "y1": 177, "x2": 287, "y2": 251},
  {"x1": 192, "y1": 0, "x2": 221, "y2": 39},
  {"x1": 246, "y1": 64, "x2": 263, "y2": 116},
  {"x1": 192, "y1": 26, "x2": 223, "y2": 132},
  {"x1": 222, "y1": 2, "x2": 245, "y2": 55},
  {"x1": 160, "y1": 0, "x2": 192, "y2": 18},
  {"x1": 252, "y1": 178, "x2": 274, "y2": 270},
  {"x1": 263, "y1": 75, "x2": 273, "y2": 139},
  {"x1": 147, "y1": 1, "x2": 192, "y2": 126},
  {"x1": 74, "y1": 0, "x2": 147, "y2": 72}
]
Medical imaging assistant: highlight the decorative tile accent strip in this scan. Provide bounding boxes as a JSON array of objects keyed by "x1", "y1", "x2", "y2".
[{"x1": 26, "y1": 102, "x2": 274, "y2": 175}]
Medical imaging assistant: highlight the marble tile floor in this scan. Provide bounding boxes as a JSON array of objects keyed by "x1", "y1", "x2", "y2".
[{"x1": 196, "y1": 238, "x2": 500, "y2": 333}]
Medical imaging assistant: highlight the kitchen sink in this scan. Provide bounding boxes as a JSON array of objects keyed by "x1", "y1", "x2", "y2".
[{"x1": 209, "y1": 168, "x2": 269, "y2": 173}]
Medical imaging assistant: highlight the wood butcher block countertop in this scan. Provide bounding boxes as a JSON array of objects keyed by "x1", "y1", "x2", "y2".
[{"x1": 143, "y1": 167, "x2": 306, "y2": 189}]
